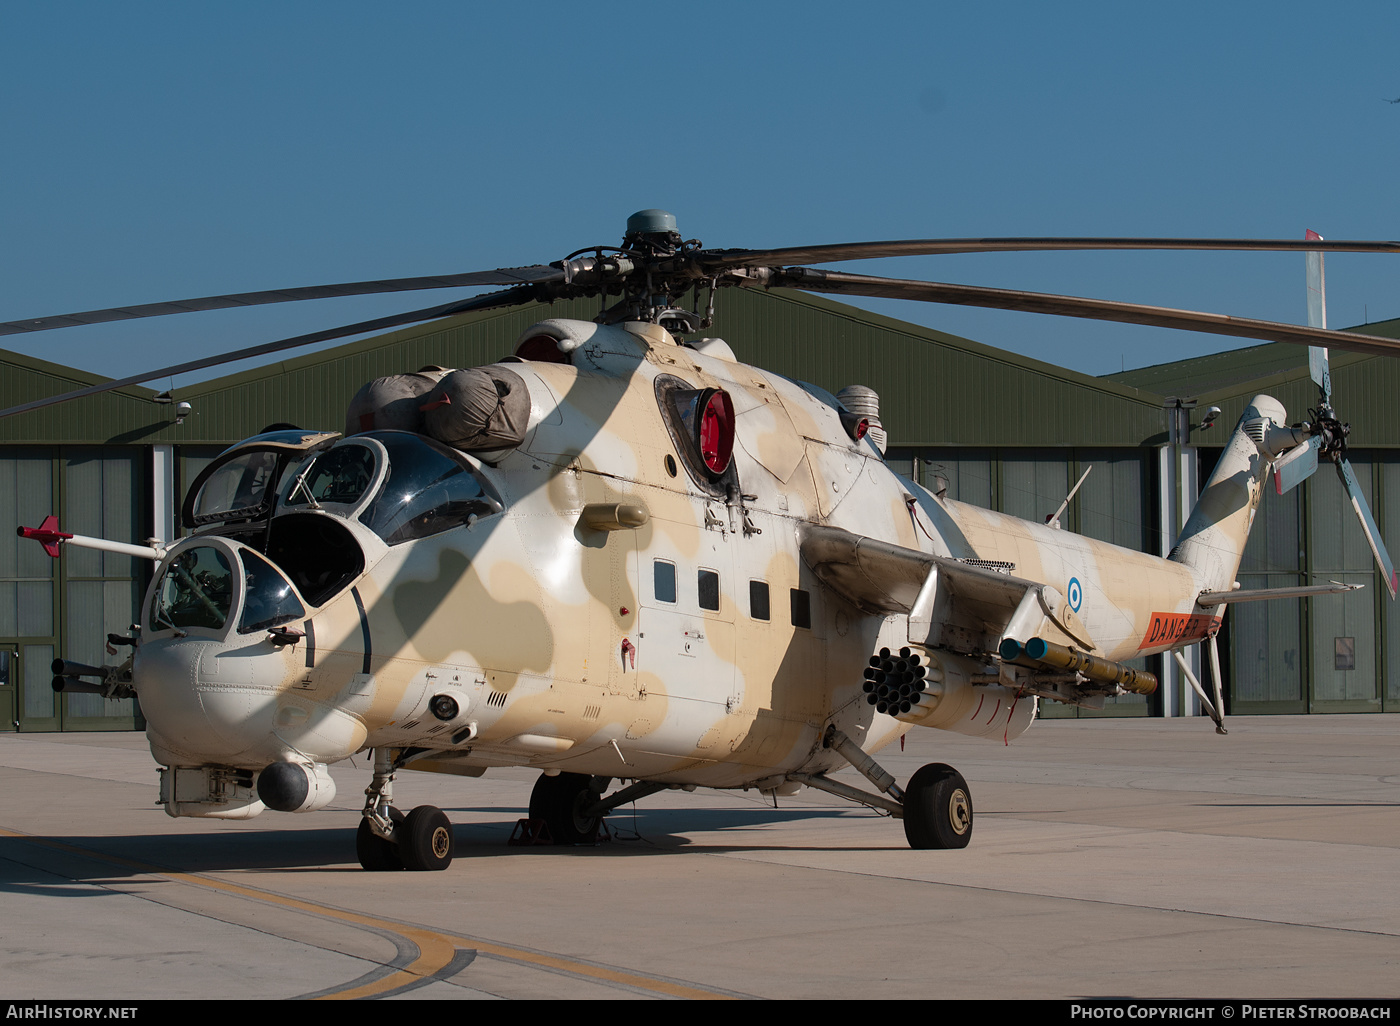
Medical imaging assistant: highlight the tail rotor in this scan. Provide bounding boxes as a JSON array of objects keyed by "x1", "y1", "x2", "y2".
[{"x1": 1272, "y1": 231, "x2": 1396, "y2": 597}]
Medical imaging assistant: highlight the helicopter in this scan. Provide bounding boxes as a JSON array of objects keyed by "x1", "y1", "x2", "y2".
[{"x1": 8, "y1": 210, "x2": 1400, "y2": 871}]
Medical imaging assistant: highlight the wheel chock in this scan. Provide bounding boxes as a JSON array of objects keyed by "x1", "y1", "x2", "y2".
[{"x1": 509, "y1": 817, "x2": 554, "y2": 846}]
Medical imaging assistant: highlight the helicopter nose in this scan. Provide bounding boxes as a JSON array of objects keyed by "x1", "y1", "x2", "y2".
[
  {"x1": 137, "y1": 637, "x2": 287, "y2": 763},
  {"x1": 139, "y1": 635, "x2": 369, "y2": 767}
]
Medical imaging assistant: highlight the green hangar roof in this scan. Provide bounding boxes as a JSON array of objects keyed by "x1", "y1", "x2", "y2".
[
  {"x1": 1105, "y1": 315, "x2": 1400, "y2": 446},
  {"x1": 1, "y1": 287, "x2": 1171, "y2": 448}
]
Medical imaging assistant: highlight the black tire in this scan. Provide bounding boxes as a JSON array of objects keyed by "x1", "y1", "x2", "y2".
[
  {"x1": 529, "y1": 772, "x2": 603, "y2": 845},
  {"x1": 902, "y1": 763, "x2": 973, "y2": 849},
  {"x1": 400, "y1": 805, "x2": 454, "y2": 871},
  {"x1": 356, "y1": 807, "x2": 405, "y2": 871}
]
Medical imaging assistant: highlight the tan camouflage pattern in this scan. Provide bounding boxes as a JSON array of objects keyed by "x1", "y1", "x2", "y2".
[{"x1": 133, "y1": 322, "x2": 1282, "y2": 816}]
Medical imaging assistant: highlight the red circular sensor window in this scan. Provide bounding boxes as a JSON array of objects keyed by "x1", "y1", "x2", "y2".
[{"x1": 696, "y1": 388, "x2": 735, "y2": 477}]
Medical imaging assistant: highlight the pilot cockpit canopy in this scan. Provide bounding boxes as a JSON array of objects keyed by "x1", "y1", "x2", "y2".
[
  {"x1": 282, "y1": 431, "x2": 505, "y2": 545},
  {"x1": 148, "y1": 542, "x2": 305, "y2": 636},
  {"x1": 183, "y1": 429, "x2": 339, "y2": 529},
  {"x1": 354, "y1": 431, "x2": 505, "y2": 544}
]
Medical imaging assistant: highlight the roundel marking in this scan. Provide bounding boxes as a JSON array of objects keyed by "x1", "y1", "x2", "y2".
[{"x1": 1067, "y1": 577, "x2": 1083, "y2": 612}]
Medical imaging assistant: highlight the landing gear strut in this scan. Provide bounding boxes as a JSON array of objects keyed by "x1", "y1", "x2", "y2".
[
  {"x1": 356, "y1": 806, "x2": 405, "y2": 871},
  {"x1": 790, "y1": 727, "x2": 974, "y2": 849},
  {"x1": 357, "y1": 748, "x2": 455, "y2": 871}
]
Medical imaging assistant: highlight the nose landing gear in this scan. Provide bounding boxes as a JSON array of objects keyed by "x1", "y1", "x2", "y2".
[
  {"x1": 356, "y1": 806, "x2": 405, "y2": 871},
  {"x1": 357, "y1": 748, "x2": 455, "y2": 871}
]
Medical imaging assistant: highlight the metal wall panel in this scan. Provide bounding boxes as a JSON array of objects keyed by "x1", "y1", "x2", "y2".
[
  {"x1": 1309, "y1": 574, "x2": 1378, "y2": 710},
  {"x1": 1075, "y1": 450, "x2": 1146, "y2": 549},
  {"x1": 999, "y1": 452, "x2": 1069, "y2": 525},
  {"x1": 1230, "y1": 574, "x2": 1305, "y2": 710}
]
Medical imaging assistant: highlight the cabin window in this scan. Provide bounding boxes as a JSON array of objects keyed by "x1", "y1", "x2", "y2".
[
  {"x1": 790, "y1": 589, "x2": 811, "y2": 629},
  {"x1": 749, "y1": 581, "x2": 770, "y2": 621},
  {"x1": 698, "y1": 569, "x2": 720, "y2": 611},
  {"x1": 654, "y1": 560, "x2": 676, "y2": 604},
  {"x1": 191, "y1": 451, "x2": 282, "y2": 524}
]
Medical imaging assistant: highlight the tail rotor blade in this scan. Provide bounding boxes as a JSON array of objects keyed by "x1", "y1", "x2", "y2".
[
  {"x1": 1274, "y1": 436, "x2": 1320, "y2": 494},
  {"x1": 1308, "y1": 346, "x2": 1332, "y2": 404},
  {"x1": 1335, "y1": 459, "x2": 1397, "y2": 598},
  {"x1": 1305, "y1": 230, "x2": 1332, "y2": 404}
]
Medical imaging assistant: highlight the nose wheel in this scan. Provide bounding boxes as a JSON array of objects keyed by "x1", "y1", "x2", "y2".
[
  {"x1": 400, "y1": 805, "x2": 454, "y2": 870},
  {"x1": 357, "y1": 803, "x2": 455, "y2": 871}
]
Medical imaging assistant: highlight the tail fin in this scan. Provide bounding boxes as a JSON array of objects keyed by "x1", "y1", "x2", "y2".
[{"x1": 1169, "y1": 394, "x2": 1288, "y2": 591}]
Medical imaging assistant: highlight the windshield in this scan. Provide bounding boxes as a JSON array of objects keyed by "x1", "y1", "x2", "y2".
[
  {"x1": 238, "y1": 549, "x2": 306, "y2": 633},
  {"x1": 284, "y1": 444, "x2": 377, "y2": 508},
  {"x1": 191, "y1": 451, "x2": 281, "y2": 524},
  {"x1": 152, "y1": 547, "x2": 234, "y2": 631},
  {"x1": 183, "y1": 429, "x2": 339, "y2": 529},
  {"x1": 357, "y1": 432, "x2": 504, "y2": 545}
]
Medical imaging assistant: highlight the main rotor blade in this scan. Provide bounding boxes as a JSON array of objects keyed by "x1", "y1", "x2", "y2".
[
  {"x1": 0, "y1": 266, "x2": 563, "y2": 337},
  {"x1": 702, "y1": 236, "x2": 1400, "y2": 271},
  {"x1": 767, "y1": 268, "x2": 1400, "y2": 359},
  {"x1": 0, "y1": 285, "x2": 542, "y2": 420},
  {"x1": 1335, "y1": 459, "x2": 1398, "y2": 599}
]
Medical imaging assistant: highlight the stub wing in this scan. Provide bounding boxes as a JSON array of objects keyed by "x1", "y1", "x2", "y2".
[{"x1": 799, "y1": 525, "x2": 1094, "y2": 655}]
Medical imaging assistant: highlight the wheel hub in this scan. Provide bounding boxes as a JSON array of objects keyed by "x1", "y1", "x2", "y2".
[
  {"x1": 948, "y1": 788, "x2": 971, "y2": 834},
  {"x1": 430, "y1": 825, "x2": 451, "y2": 859}
]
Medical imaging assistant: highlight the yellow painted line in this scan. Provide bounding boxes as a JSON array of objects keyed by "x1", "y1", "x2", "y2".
[{"x1": 0, "y1": 827, "x2": 731, "y2": 999}]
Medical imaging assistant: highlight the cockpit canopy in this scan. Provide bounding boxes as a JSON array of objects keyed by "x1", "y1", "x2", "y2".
[
  {"x1": 286, "y1": 431, "x2": 505, "y2": 545},
  {"x1": 185, "y1": 429, "x2": 339, "y2": 528},
  {"x1": 150, "y1": 542, "x2": 305, "y2": 636},
  {"x1": 185, "y1": 429, "x2": 504, "y2": 546},
  {"x1": 178, "y1": 430, "x2": 505, "y2": 611}
]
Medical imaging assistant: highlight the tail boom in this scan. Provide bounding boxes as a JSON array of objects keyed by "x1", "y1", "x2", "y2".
[{"x1": 1169, "y1": 394, "x2": 1282, "y2": 594}]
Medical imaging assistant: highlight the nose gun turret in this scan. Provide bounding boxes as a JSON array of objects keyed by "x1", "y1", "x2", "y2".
[{"x1": 51, "y1": 657, "x2": 135, "y2": 700}]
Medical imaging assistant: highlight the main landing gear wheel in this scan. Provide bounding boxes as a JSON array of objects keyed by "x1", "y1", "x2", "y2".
[
  {"x1": 902, "y1": 763, "x2": 973, "y2": 850},
  {"x1": 356, "y1": 807, "x2": 405, "y2": 871},
  {"x1": 530, "y1": 772, "x2": 603, "y2": 845},
  {"x1": 400, "y1": 805, "x2": 454, "y2": 871}
]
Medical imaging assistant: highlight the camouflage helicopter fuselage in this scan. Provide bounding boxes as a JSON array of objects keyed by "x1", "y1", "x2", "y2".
[{"x1": 135, "y1": 317, "x2": 1274, "y2": 819}]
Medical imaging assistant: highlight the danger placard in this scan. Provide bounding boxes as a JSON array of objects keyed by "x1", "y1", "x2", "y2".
[{"x1": 1138, "y1": 612, "x2": 1221, "y2": 650}]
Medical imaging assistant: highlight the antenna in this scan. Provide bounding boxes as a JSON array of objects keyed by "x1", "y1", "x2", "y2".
[{"x1": 1046, "y1": 465, "x2": 1093, "y2": 530}]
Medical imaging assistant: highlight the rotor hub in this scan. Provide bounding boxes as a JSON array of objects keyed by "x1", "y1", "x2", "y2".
[{"x1": 623, "y1": 208, "x2": 683, "y2": 254}]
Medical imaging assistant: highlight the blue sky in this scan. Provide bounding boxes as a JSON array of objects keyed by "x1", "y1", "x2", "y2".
[{"x1": 3, "y1": 1, "x2": 1399, "y2": 389}]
